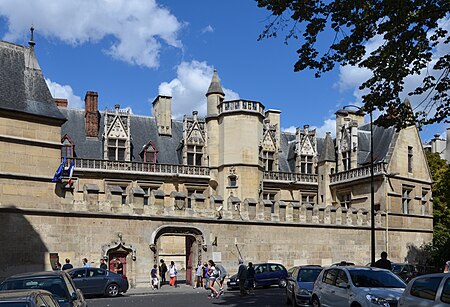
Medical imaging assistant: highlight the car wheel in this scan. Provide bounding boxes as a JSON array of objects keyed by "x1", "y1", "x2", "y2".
[
  {"x1": 311, "y1": 296, "x2": 320, "y2": 307},
  {"x1": 106, "y1": 283, "x2": 119, "y2": 297},
  {"x1": 279, "y1": 278, "x2": 287, "y2": 288},
  {"x1": 350, "y1": 303, "x2": 362, "y2": 307}
]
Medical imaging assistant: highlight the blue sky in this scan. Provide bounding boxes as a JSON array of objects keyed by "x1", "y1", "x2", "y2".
[{"x1": 0, "y1": 0, "x2": 447, "y2": 142}]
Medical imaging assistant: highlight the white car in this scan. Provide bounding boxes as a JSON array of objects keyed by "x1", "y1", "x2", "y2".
[
  {"x1": 311, "y1": 266, "x2": 406, "y2": 307},
  {"x1": 398, "y1": 273, "x2": 450, "y2": 306}
]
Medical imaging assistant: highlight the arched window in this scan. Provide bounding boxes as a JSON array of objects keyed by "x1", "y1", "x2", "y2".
[
  {"x1": 143, "y1": 142, "x2": 158, "y2": 163},
  {"x1": 61, "y1": 134, "x2": 74, "y2": 158}
]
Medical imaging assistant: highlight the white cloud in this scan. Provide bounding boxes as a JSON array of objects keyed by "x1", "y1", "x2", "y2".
[
  {"x1": 282, "y1": 118, "x2": 336, "y2": 138},
  {"x1": 0, "y1": 0, "x2": 182, "y2": 68},
  {"x1": 45, "y1": 78, "x2": 84, "y2": 108},
  {"x1": 281, "y1": 126, "x2": 296, "y2": 134},
  {"x1": 201, "y1": 25, "x2": 214, "y2": 34},
  {"x1": 157, "y1": 60, "x2": 239, "y2": 118}
]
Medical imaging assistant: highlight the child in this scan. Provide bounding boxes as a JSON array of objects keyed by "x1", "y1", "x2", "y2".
[{"x1": 151, "y1": 264, "x2": 159, "y2": 289}]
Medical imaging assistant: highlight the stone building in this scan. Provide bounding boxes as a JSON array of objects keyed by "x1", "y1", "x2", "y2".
[
  {"x1": 423, "y1": 129, "x2": 450, "y2": 163},
  {"x1": 0, "y1": 37, "x2": 433, "y2": 287}
]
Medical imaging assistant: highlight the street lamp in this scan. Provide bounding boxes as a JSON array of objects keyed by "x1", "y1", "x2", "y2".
[{"x1": 343, "y1": 105, "x2": 375, "y2": 266}]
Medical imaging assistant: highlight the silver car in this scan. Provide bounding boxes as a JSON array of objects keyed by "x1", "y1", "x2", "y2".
[
  {"x1": 311, "y1": 266, "x2": 406, "y2": 307},
  {"x1": 398, "y1": 273, "x2": 450, "y2": 306}
]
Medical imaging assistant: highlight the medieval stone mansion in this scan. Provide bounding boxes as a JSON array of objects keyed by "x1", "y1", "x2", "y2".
[{"x1": 0, "y1": 38, "x2": 433, "y2": 287}]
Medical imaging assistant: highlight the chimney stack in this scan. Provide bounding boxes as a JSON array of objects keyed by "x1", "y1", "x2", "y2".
[
  {"x1": 85, "y1": 91, "x2": 99, "y2": 138},
  {"x1": 54, "y1": 98, "x2": 68, "y2": 108},
  {"x1": 152, "y1": 95, "x2": 172, "y2": 136}
]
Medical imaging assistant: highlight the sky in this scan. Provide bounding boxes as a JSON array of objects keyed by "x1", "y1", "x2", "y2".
[{"x1": 0, "y1": 0, "x2": 448, "y2": 142}]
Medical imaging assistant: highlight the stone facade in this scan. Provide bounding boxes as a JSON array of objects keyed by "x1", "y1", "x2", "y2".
[{"x1": 0, "y1": 39, "x2": 434, "y2": 287}]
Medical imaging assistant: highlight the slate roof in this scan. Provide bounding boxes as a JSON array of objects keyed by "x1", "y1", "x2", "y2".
[
  {"x1": 206, "y1": 70, "x2": 224, "y2": 96},
  {"x1": 357, "y1": 123, "x2": 395, "y2": 165},
  {"x1": 0, "y1": 41, "x2": 65, "y2": 122}
]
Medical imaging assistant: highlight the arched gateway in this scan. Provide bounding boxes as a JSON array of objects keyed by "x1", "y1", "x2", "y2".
[{"x1": 149, "y1": 225, "x2": 207, "y2": 285}]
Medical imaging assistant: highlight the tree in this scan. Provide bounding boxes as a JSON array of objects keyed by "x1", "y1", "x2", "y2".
[
  {"x1": 256, "y1": 0, "x2": 450, "y2": 129},
  {"x1": 425, "y1": 152, "x2": 450, "y2": 267}
]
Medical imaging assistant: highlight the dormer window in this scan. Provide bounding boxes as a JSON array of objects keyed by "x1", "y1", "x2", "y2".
[
  {"x1": 187, "y1": 145, "x2": 203, "y2": 166},
  {"x1": 300, "y1": 154, "x2": 314, "y2": 174},
  {"x1": 61, "y1": 134, "x2": 74, "y2": 158},
  {"x1": 342, "y1": 150, "x2": 351, "y2": 171},
  {"x1": 261, "y1": 150, "x2": 275, "y2": 171},
  {"x1": 143, "y1": 142, "x2": 158, "y2": 163},
  {"x1": 108, "y1": 138, "x2": 126, "y2": 161}
]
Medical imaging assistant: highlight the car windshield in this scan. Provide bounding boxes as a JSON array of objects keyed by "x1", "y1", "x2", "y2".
[
  {"x1": 349, "y1": 270, "x2": 406, "y2": 288},
  {"x1": 298, "y1": 269, "x2": 322, "y2": 283},
  {"x1": 391, "y1": 264, "x2": 403, "y2": 273},
  {"x1": 0, "y1": 278, "x2": 69, "y2": 302},
  {"x1": 0, "y1": 303, "x2": 30, "y2": 307}
]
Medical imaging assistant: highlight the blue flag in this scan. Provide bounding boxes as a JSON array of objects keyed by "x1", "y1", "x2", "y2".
[{"x1": 52, "y1": 157, "x2": 67, "y2": 182}]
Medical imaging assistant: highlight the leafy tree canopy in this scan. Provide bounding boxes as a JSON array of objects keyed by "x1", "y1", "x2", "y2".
[{"x1": 257, "y1": 0, "x2": 450, "y2": 129}]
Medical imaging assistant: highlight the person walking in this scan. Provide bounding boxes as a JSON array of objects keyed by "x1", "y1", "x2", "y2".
[
  {"x1": 194, "y1": 262, "x2": 203, "y2": 289},
  {"x1": 151, "y1": 264, "x2": 159, "y2": 289},
  {"x1": 207, "y1": 260, "x2": 220, "y2": 299},
  {"x1": 99, "y1": 259, "x2": 107, "y2": 270},
  {"x1": 159, "y1": 259, "x2": 167, "y2": 287},
  {"x1": 237, "y1": 259, "x2": 248, "y2": 297},
  {"x1": 246, "y1": 262, "x2": 255, "y2": 295},
  {"x1": 82, "y1": 258, "x2": 90, "y2": 268},
  {"x1": 203, "y1": 262, "x2": 210, "y2": 290},
  {"x1": 168, "y1": 261, "x2": 178, "y2": 287},
  {"x1": 215, "y1": 263, "x2": 227, "y2": 294},
  {"x1": 62, "y1": 258, "x2": 73, "y2": 270},
  {"x1": 372, "y1": 251, "x2": 392, "y2": 270}
]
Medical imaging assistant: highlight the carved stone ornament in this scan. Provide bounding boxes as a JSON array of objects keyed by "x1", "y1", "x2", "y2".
[{"x1": 102, "y1": 233, "x2": 137, "y2": 261}]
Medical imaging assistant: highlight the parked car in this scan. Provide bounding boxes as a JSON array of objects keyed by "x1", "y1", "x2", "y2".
[
  {"x1": 398, "y1": 273, "x2": 450, "y2": 306},
  {"x1": 0, "y1": 271, "x2": 86, "y2": 307},
  {"x1": 331, "y1": 261, "x2": 355, "y2": 267},
  {"x1": 227, "y1": 263, "x2": 288, "y2": 290},
  {"x1": 67, "y1": 267, "x2": 128, "y2": 297},
  {"x1": 0, "y1": 289, "x2": 60, "y2": 306},
  {"x1": 391, "y1": 263, "x2": 419, "y2": 283},
  {"x1": 311, "y1": 266, "x2": 406, "y2": 307},
  {"x1": 286, "y1": 265, "x2": 322, "y2": 307}
]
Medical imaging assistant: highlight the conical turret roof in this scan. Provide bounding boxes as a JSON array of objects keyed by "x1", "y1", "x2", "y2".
[{"x1": 206, "y1": 69, "x2": 225, "y2": 96}]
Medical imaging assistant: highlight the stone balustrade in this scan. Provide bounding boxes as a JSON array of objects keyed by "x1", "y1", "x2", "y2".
[
  {"x1": 330, "y1": 162, "x2": 386, "y2": 183},
  {"x1": 263, "y1": 171, "x2": 318, "y2": 183}
]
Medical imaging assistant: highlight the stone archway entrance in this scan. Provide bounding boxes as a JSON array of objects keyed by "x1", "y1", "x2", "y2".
[
  {"x1": 102, "y1": 233, "x2": 136, "y2": 277},
  {"x1": 150, "y1": 226, "x2": 207, "y2": 286}
]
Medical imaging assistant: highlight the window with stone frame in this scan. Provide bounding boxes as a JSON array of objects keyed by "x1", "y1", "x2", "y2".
[
  {"x1": 302, "y1": 194, "x2": 315, "y2": 205},
  {"x1": 338, "y1": 193, "x2": 351, "y2": 209},
  {"x1": 143, "y1": 187, "x2": 156, "y2": 206},
  {"x1": 300, "y1": 154, "x2": 314, "y2": 174},
  {"x1": 187, "y1": 145, "x2": 203, "y2": 166},
  {"x1": 421, "y1": 189, "x2": 429, "y2": 215},
  {"x1": 408, "y1": 146, "x2": 413, "y2": 173},
  {"x1": 261, "y1": 150, "x2": 275, "y2": 171},
  {"x1": 263, "y1": 192, "x2": 277, "y2": 214},
  {"x1": 187, "y1": 189, "x2": 196, "y2": 209},
  {"x1": 402, "y1": 187, "x2": 412, "y2": 214},
  {"x1": 228, "y1": 174, "x2": 237, "y2": 187},
  {"x1": 342, "y1": 150, "x2": 351, "y2": 171},
  {"x1": 108, "y1": 138, "x2": 126, "y2": 161},
  {"x1": 61, "y1": 135, "x2": 74, "y2": 158},
  {"x1": 143, "y1": 142, "x2": 158, "y2": 163},
  {"x1": 120, "y1": 185, "x2": 128, "y2": 205}
]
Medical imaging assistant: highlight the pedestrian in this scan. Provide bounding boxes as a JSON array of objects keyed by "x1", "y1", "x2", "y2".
[
  {"x1": 203, "y1": 262, "x2": 210, "y2": 290},
  {"x1": 82, "y1": 258, "x2": 90, "y2": 268},
  {"x1": 372, "y1": 251, "x2": 392, "y2": 270},
  {"x1": 194, "y1": 262, "x2": 203, "y2": 289},
  {"x1": 237, "y1": 259, "x2": 248, "y2": 297},
  {"x1": 100, "y1": 258, "x2": 107, "y2": 270},
  {"x1": 116, "y1": 259, "x2": 124, "y2": 275},
  {"x1": 62, "y1": 258, "x2": 73, "y2": 270},
  {"x1": 246, "y1": 262, "x2": 255, "y2": 295},
  {"x1": 215, "y1": 262, "x2": 227, "y2": 294},
  {"x1": 207, "y1": 260, "x2": 220, "y2": 299},
  {"x1": 151, "y1": 264, "x2": 159, "y2": 289},
  {"x1": 159, "y1": 259, "x2": 167, "y2": 286},
  {"x1": 444, "y1": 260, "x2": 450, "y2": 273},
  {"x1": 54, "y1": 261, "x2": 61, "y2": 271},
  {"x1": 168, "y1": 261, "x2": 178, "y2": 287}
]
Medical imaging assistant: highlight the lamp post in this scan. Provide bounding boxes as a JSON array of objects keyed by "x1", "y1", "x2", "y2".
[{"x1": 343, "y1": 105, "x2": 375, "y2": 266}]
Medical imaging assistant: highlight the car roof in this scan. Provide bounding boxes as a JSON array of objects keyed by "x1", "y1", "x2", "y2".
[
  {"x1": 293, "y1": 265, "x2": 322, "y2": 269},
  {"x1": 4, "y1": 270, "x2": 67, "y2": 280},
  {"x1": 0, "y1": 289, "x2": 53, "y2": 299},
  {"x1": 412, "y1": 273, "x2": 449, "y2": 278},
  {"x1": 327, "y1": 266, "x2": 390, "y2": 271}
]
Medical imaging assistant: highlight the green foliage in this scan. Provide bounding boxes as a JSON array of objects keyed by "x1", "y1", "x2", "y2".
[
  {"x1": 424, "y1": 152, "x2": 450, "y2": 267},
  {"x1": 256, "y1": 0, "x2": 450, "y2": 129}
]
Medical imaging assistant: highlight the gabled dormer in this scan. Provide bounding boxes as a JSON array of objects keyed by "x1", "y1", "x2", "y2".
[
  {"x1": 295, "y1": 125, "x2": 317, "y2": 174},
  {"x1": 181, "y1": 111, "x2": 207, "y2": 166},
  {"x1": 61, "y1": 134, "x2": 75, "y2": 158},
  {"x1": 141, "y1": 141, "x2": 158, "y2": 163},
  {"x1": 260, "y1": 118, "x2": 279, "y2": 171},
  {"x1": 103, "y1": 104, "x2": 131, "y2": 161}
]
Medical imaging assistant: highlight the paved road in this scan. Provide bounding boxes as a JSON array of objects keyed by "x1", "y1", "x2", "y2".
[{"x1": 87, "y1": 286, "x2": 286, "y2": 307}]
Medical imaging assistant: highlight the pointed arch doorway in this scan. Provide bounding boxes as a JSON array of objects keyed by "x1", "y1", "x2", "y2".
[{"x1": 150, "y1": 226, "x2": 207, "y2": 286}]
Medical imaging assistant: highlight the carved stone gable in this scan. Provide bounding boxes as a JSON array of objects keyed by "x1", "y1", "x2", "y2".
[
  {"x1": 261, "y1": 130, "x2": 277, "y2": 151},
  {"x1": 187, "y1": 122, "x2": 205, "y2": 145},
  {"x1": 300, "y1": 135, "x2": 315, "y2": 155},
  {"x1": 107, "y1": 116, "x2": 128, "y2": 138},
  {"x1": 340, "y1": 128, "x2": 351, "y2": 152}
]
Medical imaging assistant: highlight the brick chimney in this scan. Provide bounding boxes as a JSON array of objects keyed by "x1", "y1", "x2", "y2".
[
  {"x1": 85, "y1": 91, "x2": 99, "y2": 138},
  {"x1": 54, "y1": 98, "x2": 68, "y2": 108}
]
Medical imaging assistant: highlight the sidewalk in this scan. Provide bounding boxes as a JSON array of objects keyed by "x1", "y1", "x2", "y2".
[{"x1": 126, "y1": 283, "x2": 209, "y2": 296}]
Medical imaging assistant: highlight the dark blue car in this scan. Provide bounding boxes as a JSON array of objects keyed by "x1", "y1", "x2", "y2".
[
  {"x1": 67, "y1": 267, "x2": 128, "y2": 297},
  {"x1": 286, "y1": 265, "x2": 322, "y2": 307},
  {"x1": 227, "y1": 263, "x2": 288, "y2": 289}
]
